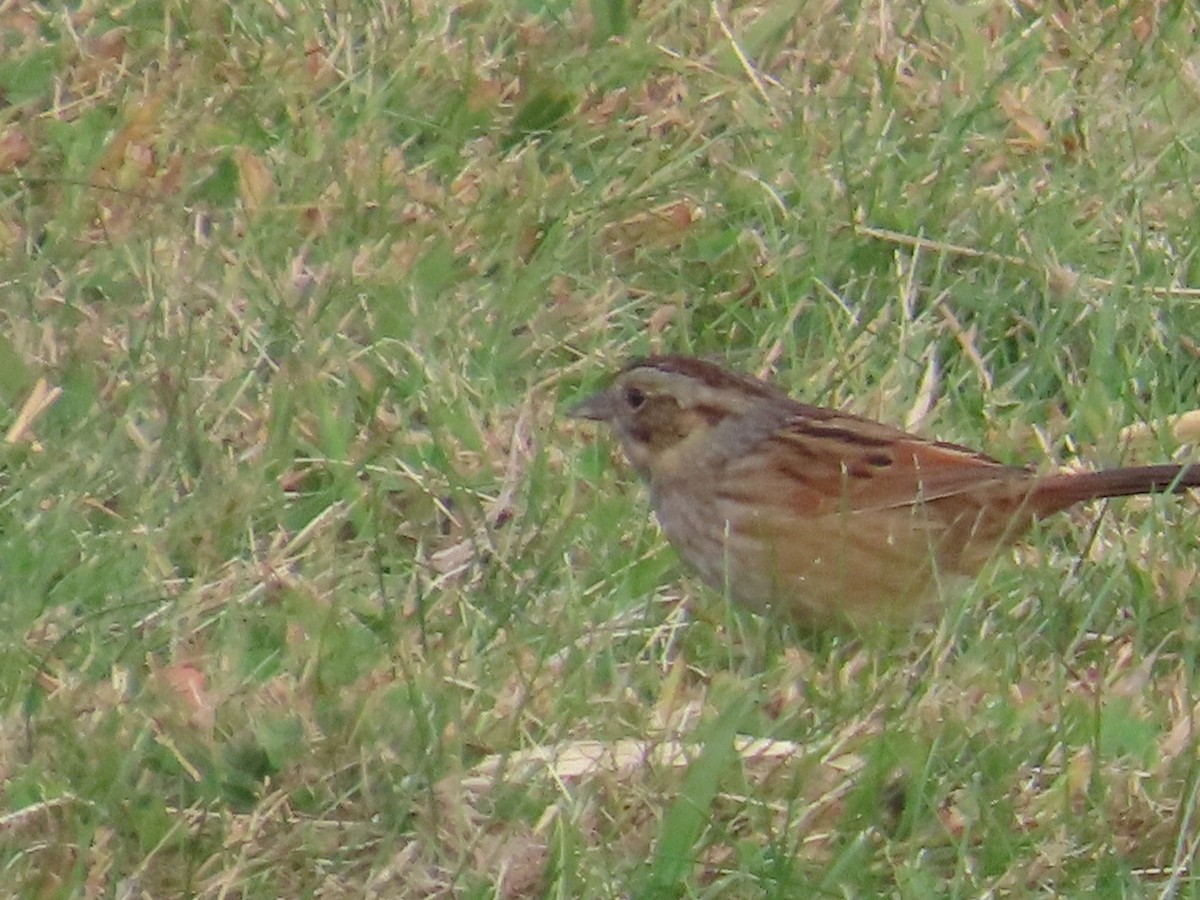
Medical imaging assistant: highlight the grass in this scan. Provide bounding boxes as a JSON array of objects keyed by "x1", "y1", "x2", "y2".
[{"x1": 1, "y1": 0, "x2": 1199, "y2": 895}]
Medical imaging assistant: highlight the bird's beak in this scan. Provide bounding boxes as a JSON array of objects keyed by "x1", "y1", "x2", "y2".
[{"x1": 567, "y1": 388, "x2": 614, "y2": 422}]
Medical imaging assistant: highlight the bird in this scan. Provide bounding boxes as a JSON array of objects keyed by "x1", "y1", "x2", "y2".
[{"x1": 570, "y1": 355, "x2": 1199, "y2": 628}]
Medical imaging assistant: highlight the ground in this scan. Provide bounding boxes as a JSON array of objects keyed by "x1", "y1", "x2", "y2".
[{"x1": 1, "y1": 1, "x2": 1199, "y2": 896}]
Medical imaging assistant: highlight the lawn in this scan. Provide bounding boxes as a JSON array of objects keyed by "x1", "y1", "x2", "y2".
[{"x1": 2, "y1": 1, "x2": 1199, "y2": 895}]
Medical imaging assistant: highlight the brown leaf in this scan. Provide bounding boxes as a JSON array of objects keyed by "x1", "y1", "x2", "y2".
[
  {"x1": 647, "y1": 303, "x2": 677, "y2": 336},
  {"x1": 0, "y1": 128, "x2": 33, "y2": 172},
  {"x1": 300, "y1": 205, "x2": 331, "y2": 237},
  {"x1": 0, "y1": 8, "x2": 39, "y2": 41},
  {"x1": 1118, "y1": 409, "x2": 1200, "y2": 458},
  {"x1": 1131, "y1": 5, "x2": 1155, "y2": 43},
  {"x1": 603, "y1": 200, "x2": 702, "y2": 256},
  {"x1": 998, "y1": 88, "x2": 1050, "y2": 152},
  {"x1": 304, "y1": 41, "x2": 337, "y2": 88},
  {"x1": 93, "y1": 97, "x2": 163, "y2": 185},
  {"x1": 89, "y1": 27, "x2": 129, "y2": 63},
  {"x1": 235, "y1": 147, "x2": 276, "y2": 214},
  {"x1": 0, "y1": 218, "x2": 25, "y2": 252},
  {"x1": 159, "y1": 662, "x2": 216, "y2": 731}
]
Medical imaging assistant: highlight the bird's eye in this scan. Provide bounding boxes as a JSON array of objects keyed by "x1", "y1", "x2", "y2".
[{"x1": 624, "y1": 386, "x2": 646, "y2": 410}]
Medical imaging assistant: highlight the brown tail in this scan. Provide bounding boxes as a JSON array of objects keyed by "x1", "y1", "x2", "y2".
[{"x1": 1034, "y1": 463, "x2": 1199, "y2": 514}]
